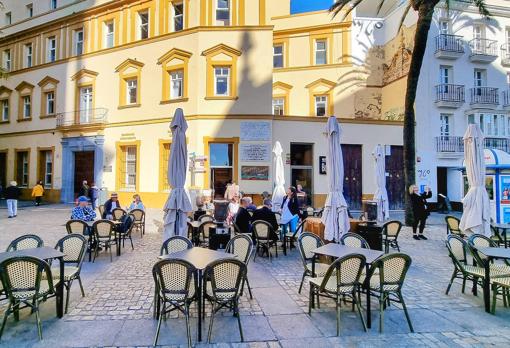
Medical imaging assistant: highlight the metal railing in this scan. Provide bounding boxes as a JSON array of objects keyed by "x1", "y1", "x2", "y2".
[
  {"x1": 470, "y1": 87, "x2": 499, "y2": 105},
  {"x1": 436, "y1": 136, "x2": 464, "y2": 153},
  {"x1": 435, "y1": 84, "x2": 465, "y2": 103},
  {"x1": 485, "y1": 137, "x2": 510, "y2": 153},
  {"x1": 56, "y1": 108, "x2": 108, "y2": 127},
  {"x1": 435, "y1": 34, "x2": 464, "y2": 53},
  {"x1": 469, "y1": 38, "x2": 498, "y2": 56},
  {"x1": 503, "y1": 90, "x2": 510, "y2": 107}
]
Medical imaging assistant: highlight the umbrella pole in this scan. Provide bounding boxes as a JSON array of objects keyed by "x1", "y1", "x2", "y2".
[{"x1": 174, "y1": 211, "x2": 179, "y2": 237}]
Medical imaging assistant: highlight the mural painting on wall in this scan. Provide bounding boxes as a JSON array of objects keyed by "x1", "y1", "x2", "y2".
[
  {"x1": 354, "y1": 92, "x2": 382, "y2": 119},
  {"x1": 383, "y1": 107, "x2": 405, "y2": 122},
  {"x1": 383, "y1": 31, "x2": 414, "y2": 85}
]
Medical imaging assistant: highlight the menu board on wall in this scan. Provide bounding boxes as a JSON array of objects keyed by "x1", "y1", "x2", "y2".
[
  {"x1": 240, "y1": 121, "x2": 271, "y2": 141},
  {"x1": 240, "y1": 144, "x2": 271, "y2": 162}
]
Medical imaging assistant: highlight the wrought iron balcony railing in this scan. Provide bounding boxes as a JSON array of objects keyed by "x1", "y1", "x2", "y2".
[
  {"x1": 470, "y1": 87, "x2": 499, "y2": 105},
  {"x1": 469, "y1": 38, "x2": 498, "y2": 56},
  {"x1": 435, "y1": 34, "x2": 464, "y2": 53},
  {"x1": 435, "y1": 84, "x2": 465, "y2": 103},
  {"x1": 56, "y1": 108, "x2": 108, "y2": 127}
]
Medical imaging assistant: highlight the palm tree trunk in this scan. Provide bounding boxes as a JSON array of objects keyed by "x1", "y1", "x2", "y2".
[{"x1": 404, "y1": 2, "x2": 438, "y2": 225}]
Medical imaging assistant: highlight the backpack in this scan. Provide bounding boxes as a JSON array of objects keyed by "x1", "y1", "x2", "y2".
[{"x1": 118, "y1": 214, "x2": 134, "y2": 233}]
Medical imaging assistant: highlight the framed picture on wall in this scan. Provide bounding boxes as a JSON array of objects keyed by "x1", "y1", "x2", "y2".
[{"x1": 319, "y1": 156, "x2": 326, "y2": 175}]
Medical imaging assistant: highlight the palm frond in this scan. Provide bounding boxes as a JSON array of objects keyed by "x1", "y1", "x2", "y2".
[
  {"x1": 396, "y1": 2, "x2": 413, "y2": 33},
  {"x1": 330, "y1": 0, "x2": 365, "y2": 20},
  {"x1": 472, "y1": 0, "x2": 491, "y2": 18},
  {"x1": 376, "y1": 0, "x2": 386, "y2": 15}
]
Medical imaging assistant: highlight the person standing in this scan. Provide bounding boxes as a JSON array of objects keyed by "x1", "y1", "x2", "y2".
[
  {"x1": 280, "y1": 186, "x2": 300, "y2": 239},
  {"x1": 88, "y1": 182, "x2": 99, "y2": 210},
  {"x1": 78, "y1": 180, "x2": 90, "y2": 198},
  {"x1": 410, "y1": 185, "x2": 432, "y2": 240},
  {"x1": 5, "y1": 181, "x2": 21, "y2": 218},
  {"x1": 31, "y1": 180, "x2": 45, "y2": 206}
]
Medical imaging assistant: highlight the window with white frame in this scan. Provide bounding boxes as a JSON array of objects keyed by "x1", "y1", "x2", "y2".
[
  {"x1": 126, "y1": 78, "x2": 138, "y2": 104},
  {"x1": 45, "y1": 91, "x2": 55, "y2": 115},
  {"x1": 272, "y1": 98, "x2": 284, "y2": 115},
  {"x1": 170, "y1": 70, "x2": 184, "y2": 99},
  {"x1": 47, "y1": 36, "x2": 56, "y2": 62},
  {"x1": 5, "y1": 12, "x2": 11, "y2": 25},
  {"x1": 216, "y1": 0, "x2": 230, "y2": 25},
  {"x1": 273, "y1": 44, "x2": 284, "y2": 68},
  {"x1": 26, "y1": 4, "x2": 33, "y2": 18},
  {"x1": 79, "y1": 86, "x2": 93, "y2": 123},
  {"x1": 42, "y1": 150, "x2": 53, "y2": 188},
  {"x1": 3, "y1": 50, "x2": 11, "y2": 71},
  {"x1": 138, "y1": 11, "x2": 149, "y2": 39},
  {"x1": 439, "y1": 113, "x2": 451, "y2": 136},
  {"x1": 173, "y1": 2, "x2": 184, "y2": 31},
  {"x1": 1, "y1": 100, "x2": 8, "y2": 121},
  {"x1": 50, "y1": 0, "x2": 57, "y2": 10},
  {"x1": 17, "y1": 151, "x2": 29, "y2": 187},
  {"x1": 23, "y1": 96, "x2": 31, "y2": 118},
  {"x1": 439, "y1": 20, "x2": 450, "y2": 35},
  {"x1": 24, "y1": 44, "x2": 32, "y2": 68},
  {"x1": 315, "y1": 95, "x2": 327, "y2": 116},
  {"x1": 125, "y1": 146, "x2": 137, "y2": 189},
  {"x1": 104, "y1": 21, "x2": 114, "y2": 48},
  {"x1": 75, "y1": 29, "x2": 84, "y2": 55},
  {"x1": 214, "y1": 67, "x2": 230, "y2": 96},
  {"x1": 315, "y1": 39, "x2": 327, "y2": 65}
]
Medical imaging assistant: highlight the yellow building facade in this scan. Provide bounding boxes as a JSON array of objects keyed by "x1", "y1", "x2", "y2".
[{"x1": 0, "y1": 0, "x2": 403, "y2": 210}]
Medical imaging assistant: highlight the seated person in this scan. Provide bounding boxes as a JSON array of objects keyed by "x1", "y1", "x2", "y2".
[
  {"x1": 102, "y1": 192, "x2": 121, "y2": 219},
  {"x1": 202, "y1": 190, "x2": 215, "y2": 211},
  {"x1": 234, "y1": 197, "x2": 252, "y2": 234},
  {"x1": 246, "y1": 197, "x2": 257, "y2": 212},
  {"x1": 252, "y1": 199, "x2": 279, "y2": 232},
  {"x1": 71, "y1": 196, "x2": 97, "y2": 222},
  {"x1": 128, "y1": 194, "x2": 145, "y2": 211}
]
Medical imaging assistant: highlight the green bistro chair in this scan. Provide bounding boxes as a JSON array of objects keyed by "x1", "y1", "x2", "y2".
[
  {"x1": 382, "y1": 220, "x2": 403, "y2": 253},
  {"x1": 199, "y1": 221, "x2": 216, "y2": 248},
  {"x1": 152, "y1": 259, "x2": 197, "y2": 348},
  {"x1": 111, "y1": 208, "x2": 127, "y2": 221},
  {"x1": 366, "y1": 253, "x2": 414, "y2": 333},
  {"x1": 130, "y1": 209, "x2": 145, "y2": 237},
  {"x1": 52, "y1": 234, "x2": 88, "y2": 314},
  {"x1": 308, "y1": 254, "x2": 367, "y2": 336},
  {"x1": 445, "y1": 216, "x2": 464, "y2": 237},
  {"x1": 65, "y1": 219, "x2": 88, "y2": 235},
  {"x1": 92, "y1": 220, "x2": 116, "y2": 262},
  {"x1": 6, "y1": 234, "x2": 43, "y2": 251},
  {"x1": 160, "y1": 236, "x2": 193, "y2": 256},
  {"x1": 283, "y1": 219, "x2": 306, "y2": 252},
  {"x1": 340, "y1": 232, "x2": 370, "y2": 249},
  {"x1": 468, "y1": 234, "x2": 510, "y2": 276},
  {"x1": 204, "y1": 259, "x2": 247, "y2": 343},
  {"x1": 297, "y1": 232, "x2": 329, "y2": 294},
  {"x1": 252, "y1": 220, "x2": 279, "y2": 262},
  {"x1": 0, "y1": 256, "x2": 56, "y2": 340}
]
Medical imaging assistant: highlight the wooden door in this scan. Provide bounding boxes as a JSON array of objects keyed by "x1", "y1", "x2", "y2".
[
  {"x1": 74, "y1": 151, "x2": 95, "y2": 197},
  {"x1": 0, "y1": 152, "x2": 6, "y2": 190},
  {"x1": 343, "y1": 144, "x2": 362, "y2": 210},
  {"x1": 385, "y1": 146, "x2": 405, "y2": 210}
]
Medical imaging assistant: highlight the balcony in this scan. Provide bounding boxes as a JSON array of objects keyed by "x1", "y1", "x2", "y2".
[
  {"x1": 469, "y1": 87, "x2": 499, "y2": 109},
  {"x1": 469, "y1": 38, "x2": 498, "y2": 63},
  {"x1": 436, "y1": 136, "x2": 510, "y2": 156},
  {"x1": 435, "y1": 34, "x2": 464, "y2": 59},
  {"x1": 435, "y1": 84, "x2": 465, "y2": 108},
  {"x1": 56, "y1": 108, "x2": 108, "y2": 129},
  {"x1": 501, "y1": 44, "x2": 510, "y2": 67}
]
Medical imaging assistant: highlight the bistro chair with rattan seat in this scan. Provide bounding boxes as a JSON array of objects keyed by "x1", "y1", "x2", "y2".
[
  {"x1": 92, "y1": 220, "x2": 116, "y2": 262},
  {"x1": 283, "y1": 219, "x2": 306, "y2": 252},
  {"x1": 226, "y1": 234, "x2": 254, "y2": 299},
  {"x1": 130, "y1": 209, "x2": 145, "y2": 237},
  {"x1": 66, "y1": 219, "x2": 88, "y2": 235},
  {"x1": 6, "y1": 234, "x2": 44, "y2": 252},
  {"x1": 199, "y1": 221, "x2": 216, "y2": 247},
  {"x1": 0, "y1": 256, "x2": 57, "y2": 340},
  {"x1": 51, "y1": 234, "x2": 87, "y2": 313},
  {"x1": 297, "y1": 232, "x2": 329, "y2": 294},
  {"x1": 160, "y1": 236, "x2": 193, "y2": 256},
  {"x1": 308, "y1": 254, "x2": 367, "y2": 336},
  {"x1": 111, "y1": 208, "x2": 127, "y2": 221},
  {"x1": 445, "y1": 216, "x2": 464, "y2": 237},
  {"x1": 204, "y1": 259, "x2": 247, "y2": 343},
  {"x1": 468, "y1": 234, "x2": 510, "y2": 276},
  {"x1": 490, "y1": 273, "x2": 510, "y2": 314},
  {"x1": 98, "y1": 205, "x2": 105, "y2": 217},
  {"x1": 340, "y1": 233, "x2": 370, "y2": 249},
  {"x1": 366, "y1": 253, "x2": 414, "y2": 333},
  {"x1": 152, "y1": 259, "x2": 198, "y2": 347},
  {"x1": 489, "y1": 225, "x2": 507, "y2": 248},
  {"x1": 252, "y1": 220, "x2": 279, "y2": 262},
  {"x1": 118, "y1": 214, "x2": 136, "y2": 251},
  {"x1": 382, "y1": 220, "x2": 403, "y2": 253}
]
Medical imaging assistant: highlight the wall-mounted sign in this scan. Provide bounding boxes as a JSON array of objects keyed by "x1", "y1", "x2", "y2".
[
  {"x1": 240, "y1": 121, "x2": 271, "y2": 141},
  {"x1": 319, "y1": 156, "x2": 326, "y2": 175},
  {"x1": 103, "y1": 166, "x2": 113, "y2": 173},
  {"x1": 241, "y1": 166, "x2": 269, "y2": 181},
  {"x1": 285, "y1": 153, "x2": 291, "y2": 165},
  {"x1": 240, "y1": 144, "x2": 271, "y2": 162}
]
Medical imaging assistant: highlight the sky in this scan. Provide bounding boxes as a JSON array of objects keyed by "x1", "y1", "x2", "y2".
[{"x1": 290, "y1": 0, "x2": 333, "y2": 14}]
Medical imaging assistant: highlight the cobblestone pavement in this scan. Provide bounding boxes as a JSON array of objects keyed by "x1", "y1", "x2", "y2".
[{"x1": 1, "y1": 204, "x2": 510, "y2": 347}]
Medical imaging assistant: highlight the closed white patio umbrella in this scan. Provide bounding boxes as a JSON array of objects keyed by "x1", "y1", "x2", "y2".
[
  {"x1": 459, "y1": 124, "x2": 491, "y2": 236},
  {"x1": 163, "y1": 108, "x2": 192, "y2": 240},
  {"x1": 272, "y1": 141, "x2": 286, "y2": 212},
  {"x1": 321, "y1": 116, "x2": 350, "y2": 242},
  {"x1": 373, "y1": 144, "x2": 389, "y2": 223}
]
